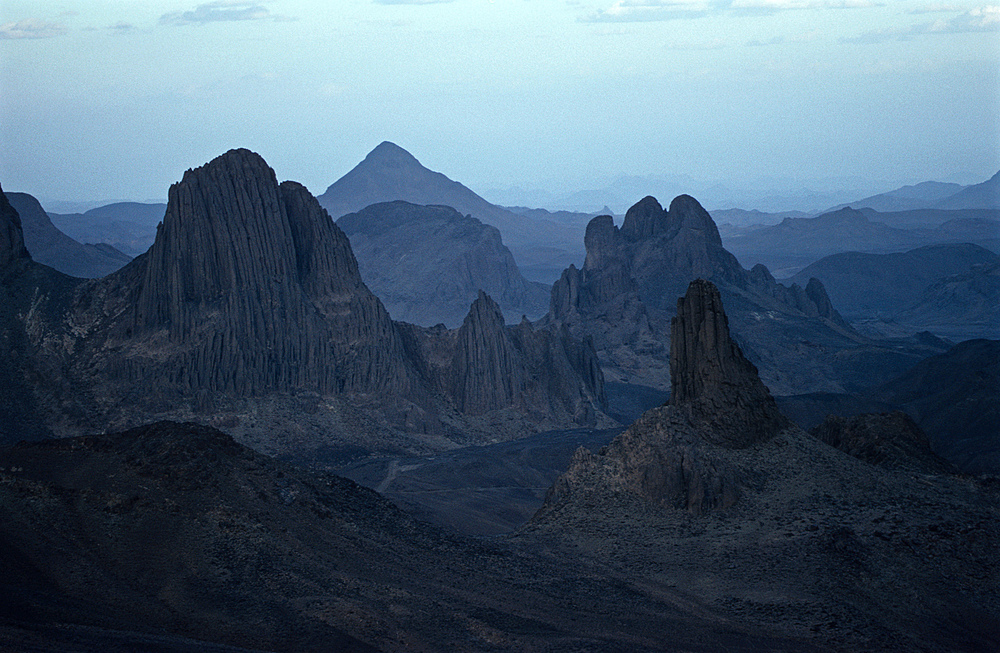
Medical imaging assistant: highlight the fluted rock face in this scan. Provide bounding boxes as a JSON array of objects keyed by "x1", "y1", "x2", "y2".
[
  {"x1": 111, "y1": 149, "x2": 413, "y2": 397},
  {"x1": 670, "y1": 279, "x2": 789, "y2": 448},
  {"x1": 0, "y1": 183, "x2": 30, "y2": 271},
  {"x1": 450, "y1": 291, "x2": 606, "y2": 419}
]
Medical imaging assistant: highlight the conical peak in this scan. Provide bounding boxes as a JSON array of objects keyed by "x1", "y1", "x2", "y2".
[
  {"x1": 0, "y1": 183, "x2": 31, "y2": 269},
  {"x1": 364, "y1": 141, "x2": 422, "y2": 168}
]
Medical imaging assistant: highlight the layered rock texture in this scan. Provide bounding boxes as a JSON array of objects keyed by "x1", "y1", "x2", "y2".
[
  {"x1": 0, "y1": 151, "x2": 606, "y2": 453},
  {"x1": 6, "y1": 192, "x2": 132, "y2": 278},
  {"x1": 542, "y1": 194, "x2": 939, "y2": 401},
  {"x1": 338, "y1": 201, "x2": 549, "y2": 327},
  {"x1": 531, "y1": 280, "x2": 999, "y2": 652}
]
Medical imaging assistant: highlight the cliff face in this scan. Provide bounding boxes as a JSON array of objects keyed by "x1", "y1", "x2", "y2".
[
  {"x1": 0, "y1": 182, "x2": 30, "y2": 271},
  {"x1": 544, "y1": 193, "x2": 938, "y2": 397}
]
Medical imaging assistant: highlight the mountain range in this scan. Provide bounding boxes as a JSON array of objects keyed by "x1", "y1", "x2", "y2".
[{"x1": 0, "y1": 153, "x2": 606, "y2": 457}]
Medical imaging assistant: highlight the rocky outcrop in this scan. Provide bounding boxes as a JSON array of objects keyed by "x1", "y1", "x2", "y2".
[
  {"x1": 809, "y1": 411, "x2": 956, "y2": 474},
  {"x1": 670, "y1": 279, "x2": 789, "y2": 448},
  {"x1": 542, "y1": 280, "x2": 790, "y2": 516},
  {"x1": 543, "y1": 194, "x2": 942, "y2": 401},
  {"x1": 451, "y1": 291, "x2": 525, "y2": 414},
  {"x1": 337, "y1": 201, "x2": 549, "y2": 327},
  {"x1": 0, "y1": 182, "x2": 30, "y2": 271}
]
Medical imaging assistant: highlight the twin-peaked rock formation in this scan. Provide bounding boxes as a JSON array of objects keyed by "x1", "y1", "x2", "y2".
[
  {"x1": 543, "y1": 194, "x2": 939, "y2": 397},
  {"x1": 0, "y1": 150, "x2": 605, "y2": 451}
]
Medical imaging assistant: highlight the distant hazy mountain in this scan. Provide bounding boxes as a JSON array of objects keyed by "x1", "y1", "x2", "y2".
[
  {"x1": 338, "y1": 201, "x2": 550, "y2": 328},
  {"x1": 7, "y1": 192, "x2": 132, "y2": 278},
  {"x1": 936, "y1": 170, "x2": 1000, "y2": 210},
  {"x1": 318, "y1": 142, "x2": 585, "y2": 283},
  {"x1": 789, "y1": 244, "x2": 999, "y2": 317},
  {"x1": 709, "y1": 208, "x2": 810, "y2": 227},
  {"x1": 49, "y1": 201, "x2": 166, "y2": 257},
  {"x1": 832, "y1": 181, "x2": 965, "y2": 213},
  {"x1": 724, "y1": 206, "x2": 1000, "y2": 276}
]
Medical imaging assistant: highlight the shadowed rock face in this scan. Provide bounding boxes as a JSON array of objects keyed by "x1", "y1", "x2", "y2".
[
  {"x1": 0, "y1": 182, "x2": 30, "y2": 271},
  {"x1": 115, "y1": 149, "x2": 415, "y2": 398},
  {"x1": 670, "y1": 279, "x2": 790, "y2": 448}
]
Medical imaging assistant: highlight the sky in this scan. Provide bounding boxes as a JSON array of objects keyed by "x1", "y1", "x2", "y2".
[{"x1": 1, "y1": 0, "x2": 998, "y2": 208}]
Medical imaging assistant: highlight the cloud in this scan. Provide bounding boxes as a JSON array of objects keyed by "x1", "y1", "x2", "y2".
[
  {"x1": 108, "y1": 22, "x2": 138, "y2": 34},
  {"x1": 582, "y1": 0, "x2": 715, "y2": 23},
  {"x1": 374, "y1": 0, "x2": 454, "y2": 4},
  {"x1": 582, "y1": 0, "x2": 880, "y2": 22},
  {"x1": 0, "y1": 18, "x2": 67, "y2": 39},
  {"x1": 160, "y1": 1, "x2": 292, "y2": 25},
  {"x1": 844, "y1": 4, "x2": 999, "y2": 43}
]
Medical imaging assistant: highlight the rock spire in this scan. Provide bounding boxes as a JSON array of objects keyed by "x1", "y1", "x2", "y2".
[
  {"x1": 0, "y1": 183, "x2": 30, "y2": 271},
  {"x1": 670, "y1": 279, "x2": 789, "y2": 448}
]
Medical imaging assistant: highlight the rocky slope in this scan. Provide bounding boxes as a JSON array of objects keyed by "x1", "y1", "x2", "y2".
[
  {"x1": 0, "y1": 420, "x2": 835, "y2": 653},
  {"x1": 7, "y1": 192, "x2": 132, "y2": 278},
  {"x1": 0, "y1": 151, "x2": 606, "y2": 454},
  {"x1": 529, "y1": 279, "x2": 999, "y2": 651},
  {"x1": 338, "y1": 201, "x2": 549, "y2": 327},
  {"x1": 541, "y1": 194, "x2": 941, "y2": 400},
  {"x1": 317, "y1": 141, "x2": 586, "y2": 283}
]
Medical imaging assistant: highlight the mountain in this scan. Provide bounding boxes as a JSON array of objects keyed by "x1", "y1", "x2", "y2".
[
  {"x1": 723, "y1": 207, "x2": 921, "y2": 275},
  {"x1": 338, "y1": 201, "x2": 549, "y2": 327},
  {"x1": 936, "y1": 170, "x2": 1000, "y2": 210},
  {"x1": 831, "y1": 180, "x2": 965, "y2": 213},
  {"x1": 872, "y1": 338, "x2": 1000, "y2": 474},
  {"x1": 48, "y1": 201, "x2": 166, "y2": 256},
  {"x1": 540, "y1": 195, "x2": 944, "y2": 402},
  {"x1": 787, "y1": 244, "x2": 1000, "y2": 338},
  {"x1": 0, "y1": 150, "x2": 606, "y2": 454},
  {"x1": 7, "y1": 192, "x2": 132, "y2": 278},
  {"x1": 317, "y1": 142, "x2": 585, "y2": 283},
  {"x1": 892, "y1": 259, "x2": 1000, "y2": 341},
  {"x1": 531, "y1": 279, "x2": 999, "y2": 651}
]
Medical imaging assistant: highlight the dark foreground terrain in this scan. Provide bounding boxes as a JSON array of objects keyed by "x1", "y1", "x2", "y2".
[{"x1": 2, "y1": 422, "x2": 833, "y2": 653}]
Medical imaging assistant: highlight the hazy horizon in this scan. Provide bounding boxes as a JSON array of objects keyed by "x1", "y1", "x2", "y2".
[{"x1": 2, "y1": 1, "x2": 998, "y2": 208}]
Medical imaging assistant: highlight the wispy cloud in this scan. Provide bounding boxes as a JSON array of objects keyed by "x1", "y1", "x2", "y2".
[
  {"x1": 108, "y1": 21, "x2": 138, "y2": 34},
  {"x1": 844, "y1": 4, "x2": 999, "y2": 43},
  {"x1": 160, "y1": 1, "x2": 294, "y2": 26},
  {"x1": 374, "y1": 0, "x2": 454, "y2": 4},
  {"x1": 0, "y1": 18, "x2": 67, "y2": 39},
  {"x1": 583, "y1": 0, "x2": 879, "y2": 22}
]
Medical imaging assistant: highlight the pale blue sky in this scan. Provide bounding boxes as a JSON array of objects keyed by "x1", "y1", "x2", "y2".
[{"x1": 1, "y1": 1, "x2": 998, "y2": 206}]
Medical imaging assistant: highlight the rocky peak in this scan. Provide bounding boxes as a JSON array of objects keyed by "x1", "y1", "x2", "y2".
[
  {"x1": 620, "y1": 196, "x2": 666, "y2": 242},
  {"x1": 451, "y1": 291, "x2": 524, "y2": 414},
  {"x1": 670, "y1": 279, "x2": 789, "y2": 447},
  {"x1": 363, "y1": 141, "x2": 422, "y2": 169},
  {"x1": 666, "y1": 194, "x2": 723, "y2": 247},
  {"x1": 0, "y1": 183, "x2": 30, "y2": 270},
  {"x1": 583, "y1": 214, "x2": 618, "y2": 268}
]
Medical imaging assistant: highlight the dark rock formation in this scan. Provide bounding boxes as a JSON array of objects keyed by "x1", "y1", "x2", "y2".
[
  {"x1": 543, "y1": 194, "x2": 930, "y2": 402},
  {"x1": 1, "y1": 152, "x2": 607, "y2": 453},
  {"x1": 0, "y1": 183, "x2": 30, "y2": 271},
  {"x1": 337, "y1": 201, "x2": 549, "y2": 327},
  {"x1": 542, "y1": 280, "x2": 789, "y2": 517},
  {"x1": 809, "y1": 411, "x2": 956, "y2": 474},
  {"x1": 670, "y1": 279, "x2": 789, "y2": 448},
  {"x1": 6, "y1": 192, "x2": 132, "y2": 278}
]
